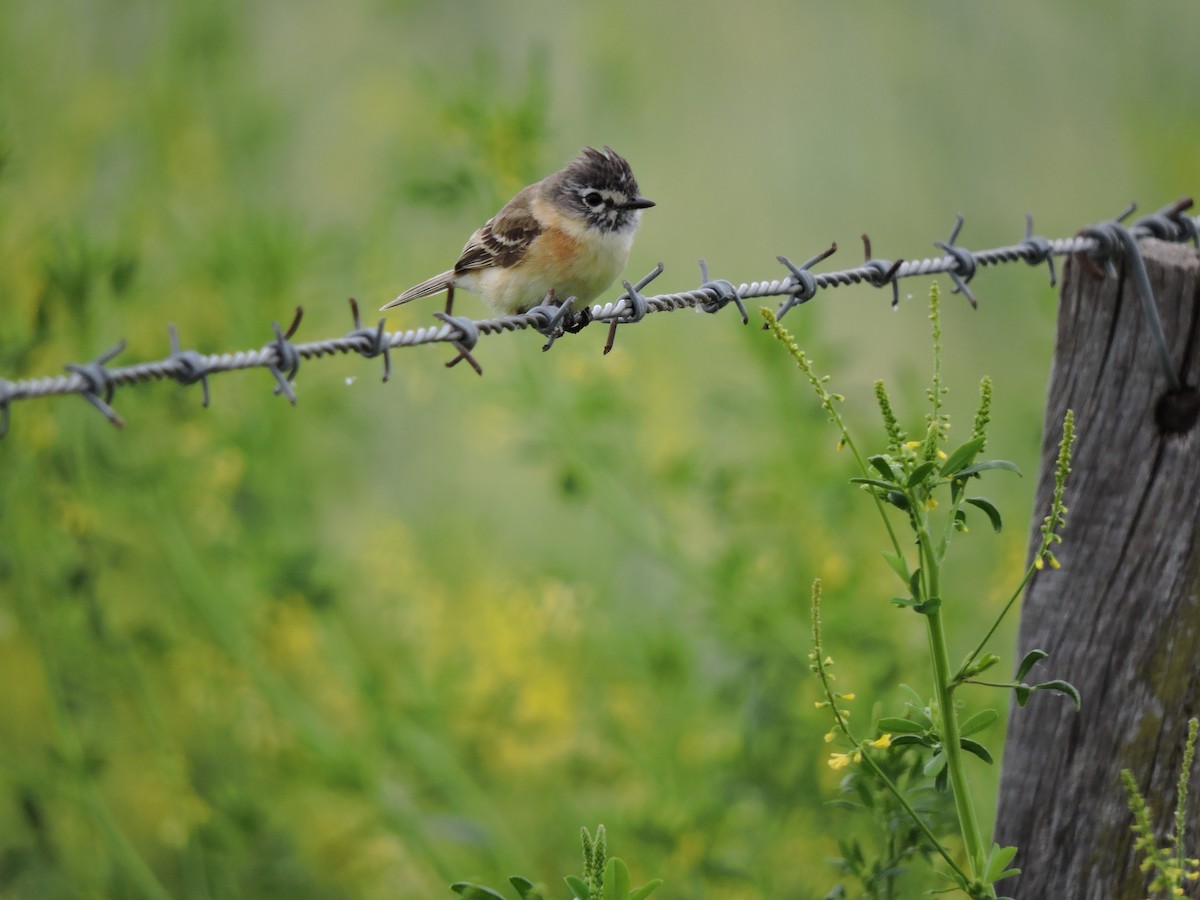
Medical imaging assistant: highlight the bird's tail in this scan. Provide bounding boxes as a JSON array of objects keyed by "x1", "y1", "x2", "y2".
[{"x1": 380, "y1": 271, "x2": 456, "y2": 310}]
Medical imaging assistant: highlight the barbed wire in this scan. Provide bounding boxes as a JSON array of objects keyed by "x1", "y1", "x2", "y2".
[{"x1": 1, "y1": 199, "x2": 1196, "y2": 437}]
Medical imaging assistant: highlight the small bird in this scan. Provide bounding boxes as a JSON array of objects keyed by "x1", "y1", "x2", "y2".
[{"x1": 382, "y1": 146, "x2": 654, "y2": 317}]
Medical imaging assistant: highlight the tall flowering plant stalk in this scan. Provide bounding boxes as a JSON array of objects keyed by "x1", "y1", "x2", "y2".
[{"x1": 764, "y1": 283, "x2": 1078, "y2": 899}]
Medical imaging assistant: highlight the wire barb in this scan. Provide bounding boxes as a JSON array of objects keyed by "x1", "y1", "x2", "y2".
[
  {"x1": 1132, "y1": 197, "x2": 1198, "y2": 249},
  {"x1": 434, "y1": 311, "x2": 483, "y2": 376},
  {"x1": 933, "y1": 214, "x2": 979, "y2": 308},
  {"x1": 860, "y1": 234, "x2": 904, "y2": 308},
  {"x1": 264, "y1": 307, "x2": 304, "y2": 404},
  {"x1": 347, "y1": 298, "x2": 392, "y2": 383},
  {"x1": 1020, "y1": 213, "x2": 1057, "y2": 287},
  {"x1": 525, "y1": 293, "x2": 581, "y2": 352},
  {"x1": 167, "y1": 323, "x2": 213, "y2": 407},
  {"x1": 773, "y1": 243, "x2": 838, "y2": 323},
  {"x1": 65, "y1": 341, "x2": 127, "y2": 427},
  {"x1": 696, "y1": 259, "x2": 748, "y2": 324},
  {"x1": 604, "y1": 279, "x2": 649, "y2": 355},
  {"x1": 602, "y1": 262, "x2": 664, "y2": 355}
]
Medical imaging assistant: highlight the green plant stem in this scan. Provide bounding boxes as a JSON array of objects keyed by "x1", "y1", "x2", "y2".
[
  {"x1": 855, "y1": 743, "x2": 968, "y2": 884},
  {"x1": 821, "y1": 700, "x2": 969, "y2": 886},
  {"x1": 956, "y1": 544, "x2": 1047, "y2": 683},
  {"x1": 955, "y1": 564, "x2": 1034, "y2": 683},
  {"x1": 918, "y1": 524, "x2": 992, "y2": 895},
  {"x1": 811, "y1": 583, "x2": 971, "y2": 889},
  {"x1": 759, "y1": 309, "x2": 908, "y2": 564},
  {"x1": 960, "y1": 410, "x2": 1074, "y2": 683},
  {"x1": 927, "y1": 610, "x2": 987, "y2": 880},
  {"x1": 843, "y1": 438, "x2": 907, "y2": 566},
  {"x1": 963, "y1": 680, "x2": 1021, "y2": 690}
]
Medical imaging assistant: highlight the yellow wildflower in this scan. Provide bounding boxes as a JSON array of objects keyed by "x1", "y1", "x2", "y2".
[{"x1": 828, "y1": 753, "x2": 852, "y2": 770}]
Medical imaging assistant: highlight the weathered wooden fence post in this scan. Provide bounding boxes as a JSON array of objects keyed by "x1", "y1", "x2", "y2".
[{"x1": 994, "y1": 238, "x2": 1200, "y2": 898}]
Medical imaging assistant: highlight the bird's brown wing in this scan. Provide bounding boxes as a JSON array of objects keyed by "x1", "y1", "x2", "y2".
[{"x1": 454, "y1": 185, "x2": 543, "y2": 274}]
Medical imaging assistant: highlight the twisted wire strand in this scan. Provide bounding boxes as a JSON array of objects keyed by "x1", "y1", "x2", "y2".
[{"x1": 2, "y1": 209, "x2": 1196, "y2": 426}]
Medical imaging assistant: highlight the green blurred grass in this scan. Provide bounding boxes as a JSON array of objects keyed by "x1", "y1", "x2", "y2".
[{"x1": 1, "y1": 0, "x2": 1197, "y2": 897}]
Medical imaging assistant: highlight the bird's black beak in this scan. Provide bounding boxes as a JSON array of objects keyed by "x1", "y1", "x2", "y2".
[{"x1": 622, "y1": 196, "x2": 656, "y2": 210}]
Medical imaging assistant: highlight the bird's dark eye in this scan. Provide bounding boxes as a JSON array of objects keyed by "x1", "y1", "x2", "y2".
[{"x1": 583, "y1": 191, "x2": 604, "y2": 208}]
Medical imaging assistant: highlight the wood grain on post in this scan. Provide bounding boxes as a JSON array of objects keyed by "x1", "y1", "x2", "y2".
[{"x1": 994, "y1": 239, "x2": 1200, "y2": 898}]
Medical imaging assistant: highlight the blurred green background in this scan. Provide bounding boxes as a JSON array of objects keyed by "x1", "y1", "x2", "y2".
[{"x1": 1, "y1": 0, "x2": 1197, "y2": 897}]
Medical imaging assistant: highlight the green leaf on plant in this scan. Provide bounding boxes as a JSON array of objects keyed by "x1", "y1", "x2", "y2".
[
  {"x1": 885, "y1": 490, "x2": 909, "y2": 511},
  {"x1": 898, "y1": 684, "x2": 923, "y2": 705},
  {"x1": 959, "y1": 708, "x2": 999, "y2": 737},
  {"x1": 1014, "y1": 684, "x2": 1032, "y2": 707},
  {"x1": 603, "y1": 858, "x2": 629, "y2": 900},
  {"x1": 933, "y1": 865, "x2": 972, "y2": 891},
  {"x1": 452, "y1": 884, "x2": 508, "y2": 900},
  {"x1": 984, "y1": 844, "x2": 1021, "y2": 883},
  {"x1": 953, "y1": 459, "x2": 1021, "y2": 479},
  {"x1": 881, "y1": 551, "x2": 911, "y2": 585},
  {"x1": 888, "y1": 733, "x2": 930, "y2": 748},
  {"x1": 877, "y1": 716, "x2": 927, "y2": 734},
  {"x1": 900, "y1": 695, "x2": 935, "y2": 730},
  {"x1": 951, "y1": 477, "x2": 965, "y2": 504},
  {"x1": 565, "y1": 875, "x2": 590, "y2": 900},
  {"x1": 907, "y1": 461, "x2": 937, "y2": 487},
  {"x1": 935, "y1": 765, "x2": 949, "y2": 793},
  {"x1": 1015, "y1": 649, "x2": 1048, "y2": 681},
  {"x1": 923, "y1": 751, "x2": 946, "y2": 777},
  {"x1": 909, "y1": 569, "x2": 923, "y2": 600},
  {"x1": 940, "y1": 436, "x2": 986, "y2": 477},
  {"x1": 1033, "y1": 679, "x2": 1082, "y2": 709},
  {"x1": 627, "y1": 880, "x2": 663, "y2": 900},
  {"x1": 893, "y1": 595, "x2": 941, "y2": 614},
  {"x1": 965, "y1": 497, "x2": 1003, "y2": 532},
  {"x1": 868, "y1": 455, "x2": 898, "y2": 481},
  {"x1": 960, "y1": 738, "x2": 994, "y2": 764},
  {"x1": 510, "y1": 876, "x2": 543, "y2": 899},
  {"x1": 850, "y1": 477, "x2": 899, "y2": 492}
]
